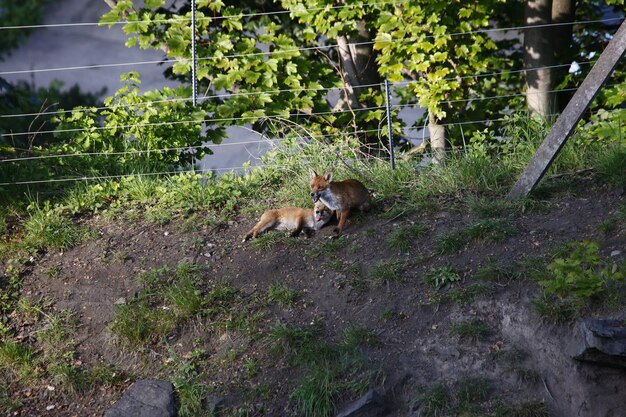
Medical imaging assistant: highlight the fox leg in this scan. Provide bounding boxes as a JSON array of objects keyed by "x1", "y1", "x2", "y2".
[
  {"x1": 290, "y1": 220, "x2": 304, "y2": 237},
  {"x1": 243, "y1": 217, "x2": 275, "y2": 241},
  {"x1": 243, "y1": 225, "x2": 262, "y2": 242},
  {"x1": 334, "y1": 209, "x2": 350, "y2": 234}
]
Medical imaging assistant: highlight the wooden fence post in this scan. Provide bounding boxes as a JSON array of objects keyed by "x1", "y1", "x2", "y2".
[{"x1": 508, "y1": 19, "x2": 626, "y2": 200}]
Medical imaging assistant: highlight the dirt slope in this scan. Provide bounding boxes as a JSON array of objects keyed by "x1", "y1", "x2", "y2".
[{"x1": 11, "y1": 178, "x2": 626, "y2": 417}]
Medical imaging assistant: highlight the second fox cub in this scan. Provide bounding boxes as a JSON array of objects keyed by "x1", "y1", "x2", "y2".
[
  {"x1": 309, "y1": 169, "x2": 371, "y2": 234},
  {"x1": 243, "y1": 201, "x2": 333, "y2": 242}
]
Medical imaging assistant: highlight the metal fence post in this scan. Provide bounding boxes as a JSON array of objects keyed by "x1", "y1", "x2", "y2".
[
  {"x1": 384, "y1": 79, "x2": 395, "y2": 170},
  {"x1": 191, "y1": 0, "x2": 198, "y2": 106},
  {"x1": 190, "y1": 0, "x2": 198, "y2": 174}
]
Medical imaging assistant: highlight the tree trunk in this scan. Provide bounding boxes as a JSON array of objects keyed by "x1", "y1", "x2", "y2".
[
  {"x1": 103, "y1": 0, "x2": 117, "y2": 8},
  {"x1": 524, "y1": 0, "x2": 556, "y2": 118},
  {"x1": 334, "y1": 21, "x2": 380, "y2": 111},
  {"x1": 429, "y1": 112, "x2": 446, "y2": 165},
  {"x1": 333, "y1": 21, "x2": 381, "y2": 148},
  {"x1": 551, "y1": 0, "x2": 576, "y2": 111}
]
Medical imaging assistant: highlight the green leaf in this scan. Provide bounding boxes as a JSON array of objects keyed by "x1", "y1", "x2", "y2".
[
  {"x1": 173, "y1": 61, "x2": 191, "y2": 74},
  {"x1": 285, "y1": 62, "x2": 298, "y2": 75},
  {"x1": 145, "y1": 0, "x2": 165, "y2": 9},
  {"x1": 266, "y1": 59, "x2": 278, "y2": 72},
  {"x1": 167, "y1": 34, "x2": 187, "y2": 52},
  {"x1": 100, "y1": 9, "x2": 121, "y2": 26}
]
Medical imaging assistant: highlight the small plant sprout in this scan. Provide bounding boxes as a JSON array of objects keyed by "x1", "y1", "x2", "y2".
[{"x1": 423, "y1": 266, "x2": 461, "y2": 288}]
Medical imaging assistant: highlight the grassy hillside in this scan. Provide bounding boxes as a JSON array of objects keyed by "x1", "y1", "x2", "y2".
[{"x1": 0, "y1": 121, "x2": 625, "y2": 416}]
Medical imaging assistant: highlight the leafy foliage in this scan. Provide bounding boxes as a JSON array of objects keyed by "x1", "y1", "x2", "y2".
[{"x1": 538, "y1": 240, "x2": 624, "y2": 300}]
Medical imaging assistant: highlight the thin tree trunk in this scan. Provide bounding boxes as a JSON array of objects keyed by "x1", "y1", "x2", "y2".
[
  {"x1": 334, "y1": 35, "x2": 361, "y2": 111},
  {"x1": 429, "y1": 112, "x2": 446, "y2": 165},
  {"x1": 551, "y1": 0, "x2": 576, "y2": 111},
  {"x1": 334, "y1": 21, "x2": 380, "y2": 111},
  {"x1": 103, "y1": 0, "x2": 118, "y2": 9},
  {"x1": 524, "y1": 0, "x2": 556, "y2": 118},
  {"x1": 334, "y1": 21, "x2": 381, "y2": 148}
]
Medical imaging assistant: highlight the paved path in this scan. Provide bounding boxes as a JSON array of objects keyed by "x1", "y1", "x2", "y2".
[
  {"x1": 3, "y1": 0, "x2": 172, "y2": 93},
  {"x1": 3, "y1": 0, "x2": 264, "y2": 173}
]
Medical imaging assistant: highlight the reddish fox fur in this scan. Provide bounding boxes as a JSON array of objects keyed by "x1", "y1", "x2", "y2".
[
  {"x1": 309, "y1": 169, "x2": 371, "y2": 234},
  {"x1": 243, "y1": 201, "x2": 333, "y2": 242}
]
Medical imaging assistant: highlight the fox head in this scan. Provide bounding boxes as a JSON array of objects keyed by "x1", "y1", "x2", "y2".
[
  {"x1": 309, "y1": 169, "x2": 332, "y2": 203},
  {"x1": 313, "y1": 200, "x2": 333, "y2": 226}
]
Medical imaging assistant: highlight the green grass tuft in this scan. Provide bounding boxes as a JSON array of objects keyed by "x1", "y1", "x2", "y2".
[
  {"x1": 22, "y1": 209, "x2": 84, "y2": 251},
  {"x1": 369, "y1": 260, "x2": 405, "y2": 286},
  {"x1": 448, "y1": 284, "x2": 489, "y2": 304},
  {"x1": 412, "y1": 384, "x2": 450, "y2": 417},
  {"x1": 386, "y1": 223, "x2": 429, "y2": 251},
  {"x1": 465, "y1": 218, "x2": 517, "y2": 242},
  {"x1": 451, "y1": 319, "x2": 490, "y2": 341},
  {"x1": 457, "y1": 376, "x2": 491, "y2": 406},
  {"x1": 290, "y1": 366, "x2": 340, "y2": 417},
  {"x1": 166, "y1": 274, "x2": 204, "y2": 319},
  {"x1": 494, "y1": 401, "x2": 551, "y2": 417},
  {"x1": 532, "y1": 293, "x2": 581, "y2": 323},
  {"x1": 594, "y1": 144, "x2": 626, "y2": 187},
  {"x1": 110, "y1": 297, "x2": 176, "y2": 347},
  {"x1": 267, "y1": 284, "x2": 299, "y2": 308},
  {"x1": 474, "y1": 259, "x2": 518, "y2": 284},
  {"x1": 435, "y1": 230, "x2": 466, "y2": 253},
  {"x1": 0, "y1": 339, "x2": 37, "y2": 384},
  {"x1": 270, "y1": 322, "x2": 375, "y2": 417},
  {"x1": 251, "y1": 232, "x2": 284, "y2": 249}
]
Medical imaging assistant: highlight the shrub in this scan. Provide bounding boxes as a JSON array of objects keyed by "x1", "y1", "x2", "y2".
[{"x1": 538, "y1": 240, "x2": 624, "y2": 300}]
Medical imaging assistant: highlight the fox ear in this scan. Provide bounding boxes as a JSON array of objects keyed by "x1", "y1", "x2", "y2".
[
  {"x1": 324, "y1": 171, "x2": 333, "y2": 182},
  {"x1": 309, "y1": 168, "x2": 318, "y2": 179}
]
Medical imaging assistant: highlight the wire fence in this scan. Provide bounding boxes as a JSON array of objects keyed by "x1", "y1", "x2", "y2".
[
  {"x1": 1, "y1": 8, "x2": 624, "y2": 188},
  {"x1": 0, "y1": 62, "x2": 596, "y2": 120}
]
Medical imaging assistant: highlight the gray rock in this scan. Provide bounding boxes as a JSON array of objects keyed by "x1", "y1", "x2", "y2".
[
  {"x1": 104, "y1": 379, "x2": 176, "y2": 417},
  {"x1": 336, "y1": 389, "x2": 387, "y2": 417},
  {"x1": 570, "y1": 319, "x2": 626, "y2": 368},
  {"x1": 205, "y1": 395, "x2": 224, "y2": 416}
]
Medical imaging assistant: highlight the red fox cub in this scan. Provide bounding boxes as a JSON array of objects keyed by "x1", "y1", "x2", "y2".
[
  {"x1": 309, "y1": 169, "x2": 371, "y2": 234},
  {"x1": 243, "y1": 201, "x2": 333, "y2": 242}
]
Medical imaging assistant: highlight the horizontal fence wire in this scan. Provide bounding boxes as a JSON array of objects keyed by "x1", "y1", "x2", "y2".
[
  {"x1": 1, "y1": 105, "x2": 387, "y2": 138},
  {"x1": 4, "y1": 77, "x2": 619, "y2": 140},
  {"x1": 3, "y1": 77, "x2": 623, "y2": 163},
  {"x1": 1, "y1": 8, "x2": 623, "y2": 187},
  {"x1": 0, "y1": 164, "x2": 293, "y2": 187},
  {"x1": 0, "y1": 146, "x2": 490, "y2": 187},
  {"x1": 0, "y1": 129, "x2": 383, "y2": 164},
  {"x1": 0, "y1": 108, "x2": 559, "y2": 170},
  {"x1": 0, "y1": 142, "x2": 527, "y2": 187},
  {"x1": 0, "y1": 83, "x2": 382, "y2": 119},
  {"x1": 0, "y1": 5, "x2": 620, "y2": 33},
  {"x1": 0, "y1": 0, "x2": 407, "y2": 30},
  {"x1": 1, "y1": 60, "x2": 598, "y2": 120},
  {"x1": 1, "y1": 18, "x2": 621, "y2": 76}
]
